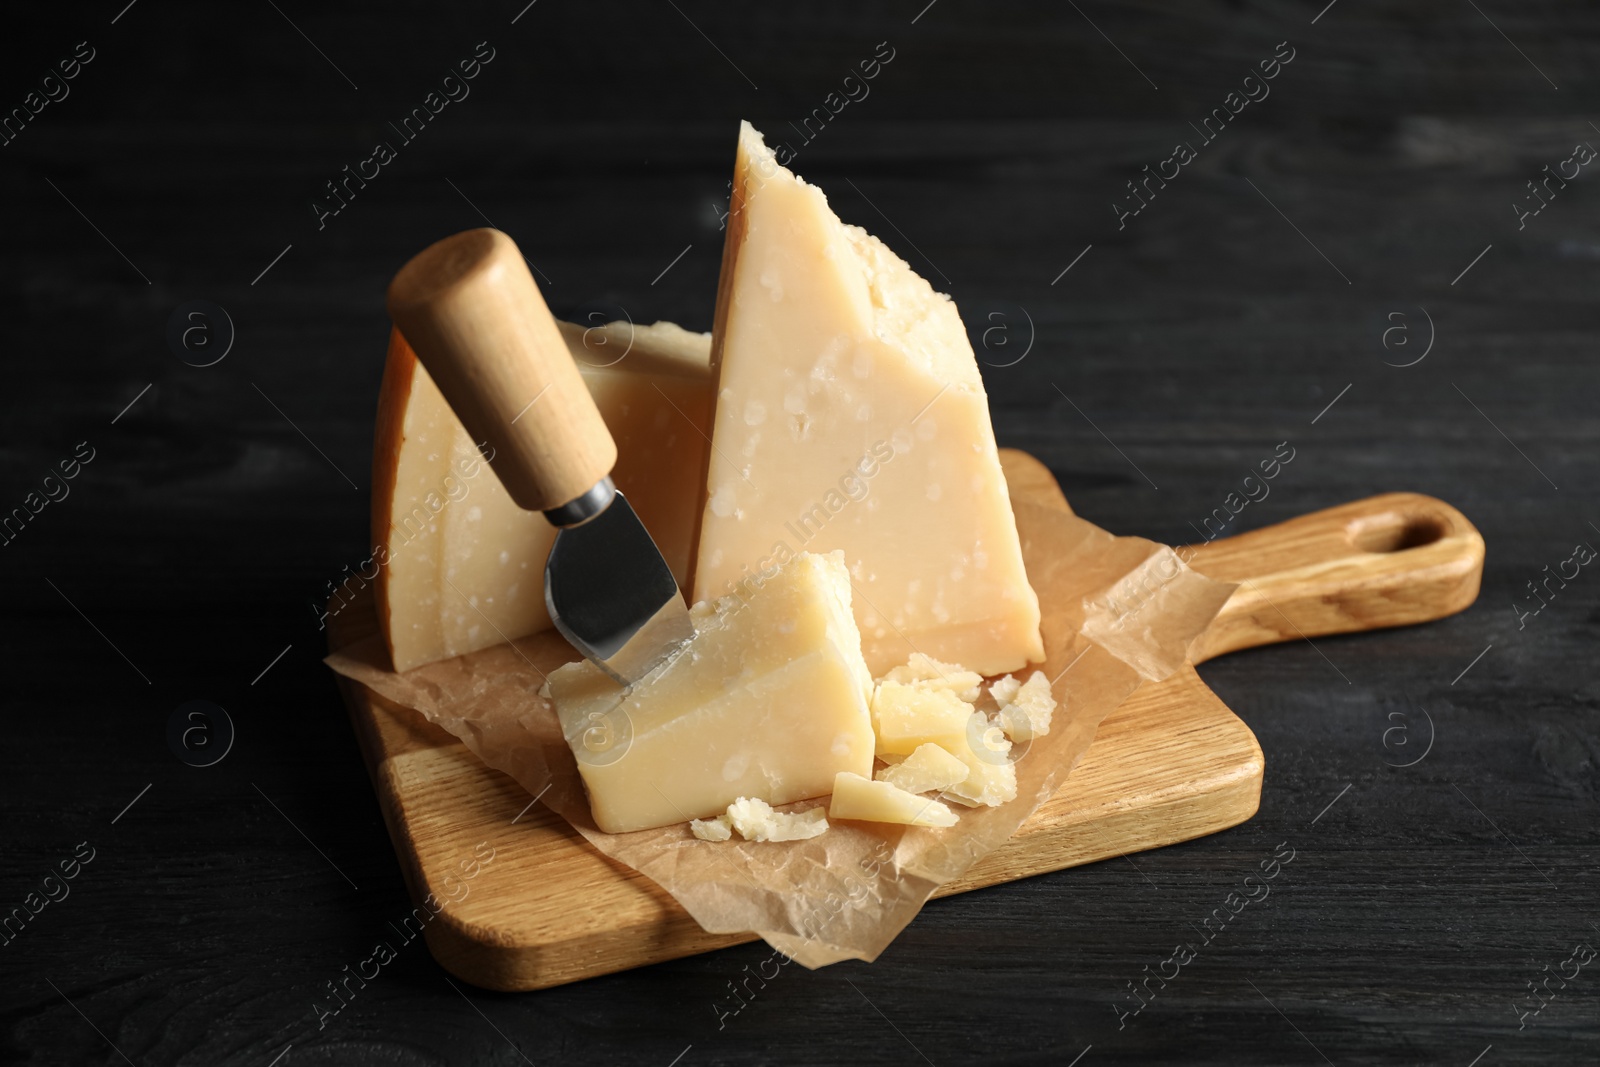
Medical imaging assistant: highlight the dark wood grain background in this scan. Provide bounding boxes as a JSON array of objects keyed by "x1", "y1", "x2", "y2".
[{"x1": 2, "y1": 1, "x2": 1596, "y2": 1064}]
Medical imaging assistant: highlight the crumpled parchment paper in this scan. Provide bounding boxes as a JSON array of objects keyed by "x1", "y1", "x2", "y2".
[{"x1": 327, "y1": 491, "x2": 1235, "y2": 967}]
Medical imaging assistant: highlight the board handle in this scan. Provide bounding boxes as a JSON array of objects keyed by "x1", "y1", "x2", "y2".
[
  {"x1": 1182, "y1": 493, "x2": 1485, "y2": 664},
  {"x1": 386, "y1": 228, "x2": 617, "y2": 514}
]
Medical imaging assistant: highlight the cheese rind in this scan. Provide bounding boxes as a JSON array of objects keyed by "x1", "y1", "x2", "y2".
[
  {"x1": 691, "y1": 121, "x2": 1045, "y2": 676},
  {"x1": 830, "y1": 772, "x2": 959, "y2": 828},
  {"x1": 548, "y1": 551, "x2": 875, "y2": 834},
  {"x1": 372, "y1": 320, "x2": 711, "y2": 672}
]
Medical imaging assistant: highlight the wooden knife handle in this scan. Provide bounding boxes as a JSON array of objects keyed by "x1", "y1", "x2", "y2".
[
  {"x1": 1182, "y1": 493, "x2": 1485, "y2": 664},
  {"x1": 386, "y1": 228, "x2": 616, "y2": 513}
]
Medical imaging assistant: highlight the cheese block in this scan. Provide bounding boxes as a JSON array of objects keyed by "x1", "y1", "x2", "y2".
[
  {"x1": 690, "y1": 121, "x2": 1044, "y2": 676},
  {"x1": 372, "y1": 319, "x2": 712, "y2": 672},
  {"x1": 547, "y1": 551, "x2": 875, "y2": 834}
]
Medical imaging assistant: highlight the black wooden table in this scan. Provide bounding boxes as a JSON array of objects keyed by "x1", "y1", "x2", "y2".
[{"x1": 3, "y1": 2, "x2": 1596, "y2": 1064}]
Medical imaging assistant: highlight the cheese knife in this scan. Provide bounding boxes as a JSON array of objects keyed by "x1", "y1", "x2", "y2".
[{"x1": 386, "y1": 228, "x2": 694, "y2": 686}]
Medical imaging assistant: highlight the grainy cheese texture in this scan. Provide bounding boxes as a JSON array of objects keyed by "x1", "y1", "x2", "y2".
[
  {"x1": 691, "y1": 121, "x2": 1044, "y2": 676},
  {"x1": 548, "y1": 552, "x2": 875, "y2": 834},
  {"x1": 373, "y1": 321, "x2": 711, "y2": 672}
]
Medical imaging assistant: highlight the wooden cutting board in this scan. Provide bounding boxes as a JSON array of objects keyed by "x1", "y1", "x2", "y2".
[{"x1": 329, "y1": 450, "x2": 1484, "y2": 991}]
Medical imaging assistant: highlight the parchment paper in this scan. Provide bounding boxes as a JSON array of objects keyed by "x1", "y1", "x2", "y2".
[{"x1": 326, "y1": 496, "x2": 1236, "y2": 967}]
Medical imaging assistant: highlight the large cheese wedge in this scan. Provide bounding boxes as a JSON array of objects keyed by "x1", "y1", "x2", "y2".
[
  {"x1": 690, "y1": 121, "x2": 1044, "y2": 676},
  {"x1": 372, "y1": 319, "x2": 712, "y2": 672},
  {"x1": 548, "y1": 551, "x2": 875, "y2": 834}
]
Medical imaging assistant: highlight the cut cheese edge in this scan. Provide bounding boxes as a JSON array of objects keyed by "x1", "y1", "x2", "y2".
[
  {"x1": 690, "y1": 121, "x2": 1044, "y2": 676},
  {"x1": 547, "y1": 551, "x2": 874, "y2": 834},
  {"x1": 372, "y1": 320, "x2": 712, "y2": 672}
]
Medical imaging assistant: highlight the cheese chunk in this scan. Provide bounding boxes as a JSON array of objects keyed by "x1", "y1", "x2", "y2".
[
  {"x1": 870, "y1": 682, "x2": 974, "y2": 756},
  {"x1": 690, "y1": 815, "x2": 733, "y2": 842},
  {"x1": 830, "y1": 772, "x2": 959, "y2": 828},
  {"x1": 881, "y1": 652, "x2": 984, "y2": 702},
  {"x1": 690, "y1": 121, "x2": 1044, "y2": 676},
  {"x1": 725, "y1": 798, "x2": 830, "y2": 842},
  {"x1": 988, "y1": 674, "x2": 1022, "y2": 707},
  {"x1": 372, "y1": 320, "x2": 711, "y2": 672},
  {"x1": 996, "y1": 669, "x2": 1056, "y2": 742},
  {"x1": 548, "y1": 551, "x2": 874, "y2": 834},
  {"x1": 875, "y1": 743, "x2": 969, "y2": 795},
  {"x1": 937, "y1": 713, "x2": 1019, "y2": 808}
]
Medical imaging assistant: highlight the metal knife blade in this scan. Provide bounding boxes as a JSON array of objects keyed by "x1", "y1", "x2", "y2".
[
  {"x1": 544, "y1": 486, "x2": 694, "y2": 686},
  {"x1": 388, "y1": 229, "x2": 695, "y2": 685}
]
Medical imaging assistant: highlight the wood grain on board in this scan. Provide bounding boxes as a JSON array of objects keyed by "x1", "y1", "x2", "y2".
[{"x1": 331, "y1": 450, "x2": 1483, "y2": 991}]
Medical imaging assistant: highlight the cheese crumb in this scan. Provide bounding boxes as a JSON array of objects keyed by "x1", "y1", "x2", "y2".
[
  {"x1": 690, "y1": 815, "x2": 733, "y2": 842},
  {"x1": 994, "y1": 670, "x2": 1056, "y2": 742},
  {"x1": 876, "y1": 743, "x2": 968, "y2": 795},
  {"x1": 725, "y1": 797, "x2": 830, "y2": 842},
  {"x1": 987, "y1": 674, "x2": 1021, "y2": 707},
  {"x1": 868, "y1": 655, "x2": 1020, "y2": 806},
  {"x1": 830, "y1": 772, "x2": 959, "y2": 827}
]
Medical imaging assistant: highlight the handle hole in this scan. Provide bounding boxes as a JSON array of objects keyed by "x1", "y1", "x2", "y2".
[{"x1": 1349, "y1": 514, "x2": 1447, "y2": 553}]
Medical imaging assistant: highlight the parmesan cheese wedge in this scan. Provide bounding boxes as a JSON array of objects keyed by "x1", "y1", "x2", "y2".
[
  {"x1": 372, "y1": 320, "x2": 711, "y2": 672},
  {"x1": 547, "y1": 551, "x2": 875, "y2": 834},
  {"x1": 690, "y1": 121, "x2": 1045, "y2": 676}
]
